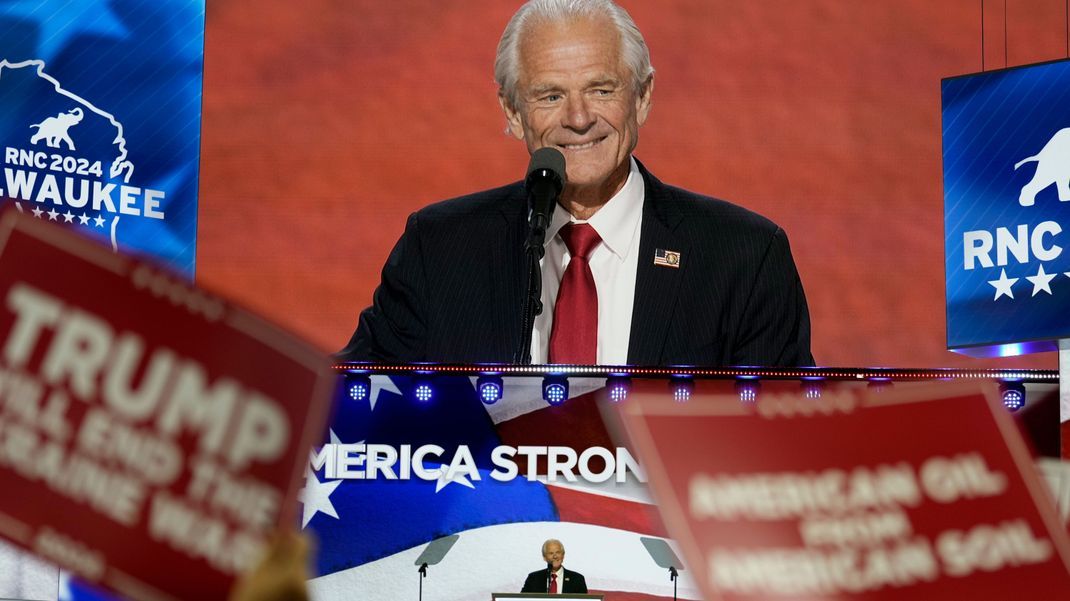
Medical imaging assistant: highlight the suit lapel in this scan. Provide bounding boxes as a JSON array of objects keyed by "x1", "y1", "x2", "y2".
[
  {"x1": 493, "y1": 165, "x2": 686, "y2": 365},
  {"x1": 628, "y1": 163, "x2": 689, "y2": 365},
  {"x1": 492, "y1": 184, "x2": 530, "y2": 362}
]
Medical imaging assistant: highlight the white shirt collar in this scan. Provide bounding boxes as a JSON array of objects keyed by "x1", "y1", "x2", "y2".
[{"x1": 546, "y1": 157, "x2": 644, "y2": 260}]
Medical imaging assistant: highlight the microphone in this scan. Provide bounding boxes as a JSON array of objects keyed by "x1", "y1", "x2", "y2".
[
  {"x1": 525, "y1": 147, "x2": 566, "y2": 242},
  {"x1": 515, "y1": 147, "x2": 566, "y2": 364}
]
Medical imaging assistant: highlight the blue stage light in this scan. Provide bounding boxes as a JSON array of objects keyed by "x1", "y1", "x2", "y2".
[
  {"x1": 414, "y1": 382, "x2": 434, "y2": 403},
  {"x1": 735, "y1": 378, "x2": 760, "y2": 403},
  {"x1": 670, "y1": 376, "x2": 693, "y2": 402},
  {"x1": 606, "y1": 375, "x2": 631, "y2": 402},
  {"x1": 999, "y1": 381, "x2": 1026, "y2": 412},
  {"x1": 801, "y1": 379, "x2": 823, "y2": 399},
  {"x1": 867, "y1": 378, "x2": 892, "y2": 393},
  {"x1": 543, "y1": 377, "x2": 569, "y2": 406},
  {"x1": 476, "y1": 375, "x2": 504, "y2": 405},
  {"x1": 347, "y1": 374, "x2": 370, "y2": 402}
]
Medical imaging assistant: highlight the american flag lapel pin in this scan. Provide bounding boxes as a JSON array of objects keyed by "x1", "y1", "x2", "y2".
[{"x1": 653, "y1": 248, "x2": 681, "y2": 268}]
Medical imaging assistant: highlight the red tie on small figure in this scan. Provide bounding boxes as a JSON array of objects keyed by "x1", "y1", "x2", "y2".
[
  {"x1": 549, "y1": 571, "x2": 558, "y2": 594},
  {"x1": 549, "y1": 223, "x2": 601, "y2": 364}
]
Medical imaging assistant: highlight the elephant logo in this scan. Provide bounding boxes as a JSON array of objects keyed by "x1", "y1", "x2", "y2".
[
  {"x1": 29, "y1": 107, "x2": 84, "y2": 151},
  {"x1": 1014, "y1": 127, "x2": 1070, "y2": 206}
]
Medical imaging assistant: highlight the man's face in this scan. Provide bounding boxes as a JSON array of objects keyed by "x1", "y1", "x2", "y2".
[
  {"x1": 501, "y1": 16, "x2": 652, "y2": 198},
  {"x1": 542, "y1": 541, "x2": 565, "y2": 569}
]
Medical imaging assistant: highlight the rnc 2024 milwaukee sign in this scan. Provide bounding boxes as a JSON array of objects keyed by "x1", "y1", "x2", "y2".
[
  {"x1": 0, "y1": 1, "x2": 206, "y2": 276},
  {"x1": 943, "y1": 59, "x2": 1070, "y2": 355}
]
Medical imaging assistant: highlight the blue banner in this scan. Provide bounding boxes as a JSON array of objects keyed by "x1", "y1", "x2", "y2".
[
  {"x1": 943, "y1": 59, "x2": 1070, "y2": 356},
  {"x1": 0, "y1": 0, "x2": 205, "y2": 277}
]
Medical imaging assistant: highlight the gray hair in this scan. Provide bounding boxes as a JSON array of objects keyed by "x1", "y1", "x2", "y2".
[
  {"x1": 495, "y1": 0, "x2": 654, "y2": 108},
  {"x1": 541, "y1": 538, "x2": 565, "y2": 555}
]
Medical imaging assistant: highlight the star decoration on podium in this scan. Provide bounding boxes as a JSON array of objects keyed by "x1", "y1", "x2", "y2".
[
  {"x1": 369, "y1": 375, "x2": 400, "y2": 412},
  {"x1": 299, "y1": 467, "x2": 342, "y2": 528},
  {"x1": 434, "y1": 465, "x2": 476, "y2": 493},
  {"x1": 329, "y1": 428, "x2": 345, "y2": 445},
  {"x1": 297, "y1": 428, "x2": 361, "y2": 527},
  {"x1": 988, "y1": 268, "x2": 1017, "y2": 300},
  {"x1": 1026, "y1": 264, "x2": 1056, "y2": 296}
]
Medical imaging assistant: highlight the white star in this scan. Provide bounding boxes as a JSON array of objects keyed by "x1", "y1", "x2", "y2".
[
  {"x1": 370, "y1": 375, "x2": 400, "y2": 411},
  {"x1": 32, "y1": 207, "x2": 43, "y2": 218},
  {"x1": 62, "y1": 210, "x2": 74, "y2": 223},
  {"x1": 94, "y1": 215, "x2": 105, "y2": 228},
  {"x1": 46, "y1": 208, "x2": 59, "y2": 221},
  {"x1": 1026, "y1": 264, "x2": 1056, "y2": 296},
  {"x1": 327, "y1": 428, "x2": 365, "y2": 447},
  {"x1": 434, "y1": 466, "x2": 476, "y2": 493},
  {"x1": 77, "y1": 213, "x2": 89, "y2": 225},
  {"x1": 299, "y1": 467, "x2": 342, "y2": 528},
  {"x1": 988, "y1": 268, "x2": 1018, "y2": 300}
]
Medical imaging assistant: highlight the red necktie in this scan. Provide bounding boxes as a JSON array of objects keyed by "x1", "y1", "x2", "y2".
[
  {"x1": 549, "y1": 572, "x2": 558, "y2": 593},
  {"x1": 549, "y1": 223, "x2": 601, "y2": 363}
]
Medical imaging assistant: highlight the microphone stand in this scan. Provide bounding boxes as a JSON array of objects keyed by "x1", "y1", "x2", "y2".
[
  {"x1": 515, "y1": 227, "x2": 547, "y2": 364},
  {"x1": 669, "y1": 566, "x2": 678, "y2": 601}
]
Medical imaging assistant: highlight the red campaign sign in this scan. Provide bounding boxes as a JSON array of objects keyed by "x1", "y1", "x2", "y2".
[
  {"x1": 0, "y1": 213, "x2": 334, "y2": 601},
  {"x1": 616, "y1": 381, "x2": 1070, "y2": 600}
]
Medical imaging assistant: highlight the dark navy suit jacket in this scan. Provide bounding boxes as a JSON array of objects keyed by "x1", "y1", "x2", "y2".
[
  {"x1": 521, "y1": 567, "x2": 588, "y2": 593},
  {"x1": 339, "y1": 161, "x2": 813, "y2": 366}
]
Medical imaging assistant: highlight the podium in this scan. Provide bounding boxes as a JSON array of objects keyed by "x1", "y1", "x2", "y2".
[
  {"x1": 492, "y1": 590, "x2": 603, "y2": 594},
  {"x1": 323, "y1": 364, "x2": 1058, "y2": 601}
]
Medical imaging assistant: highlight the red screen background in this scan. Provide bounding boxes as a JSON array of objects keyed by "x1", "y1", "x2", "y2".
[{"x1": 196, "y1": 0, "x2": 1067, "y2": 368}]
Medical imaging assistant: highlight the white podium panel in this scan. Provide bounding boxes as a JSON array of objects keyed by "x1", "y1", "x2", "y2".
[{"x1": 490, "y1": 590, "x2": 603, "y2": 594}]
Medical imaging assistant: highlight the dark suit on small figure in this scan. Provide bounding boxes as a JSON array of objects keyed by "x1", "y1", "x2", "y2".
[
  {"x1": 339, "y1": 160, "x2": 813, "y2": 366},
  {"x1": 522, "y1": 567, "x2": 588, "y2": 594}
]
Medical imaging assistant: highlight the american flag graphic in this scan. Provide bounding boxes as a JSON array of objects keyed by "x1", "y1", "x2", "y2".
[{"x1": 304, "y1": 376, "x2": 701, "y2": 601}]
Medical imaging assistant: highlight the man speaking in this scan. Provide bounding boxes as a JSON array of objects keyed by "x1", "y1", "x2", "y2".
[
  {"x1": 522, "y1": 539, "x2": 588, "y2": 594},
  {"x1": 339, "y1": 0, "x2": 813, "y2": 366}
]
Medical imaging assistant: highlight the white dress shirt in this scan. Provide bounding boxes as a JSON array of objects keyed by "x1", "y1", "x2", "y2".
[{"x1": 530, "y1": 157, "x2": 645, "y2": 365}]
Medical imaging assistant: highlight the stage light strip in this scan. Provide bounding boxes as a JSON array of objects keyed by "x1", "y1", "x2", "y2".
[{"x1": 332, "y1": 363, "x2": 1059, "y2": 383}]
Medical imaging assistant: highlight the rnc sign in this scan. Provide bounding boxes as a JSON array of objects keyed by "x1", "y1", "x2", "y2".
[{"x1": 942, "y1": 58, "x2": 1070, "y2": 356}]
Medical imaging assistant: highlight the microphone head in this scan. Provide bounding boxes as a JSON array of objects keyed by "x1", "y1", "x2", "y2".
[{"x1": 526, "y1": 147, "x2": 566, "y2": 190}]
